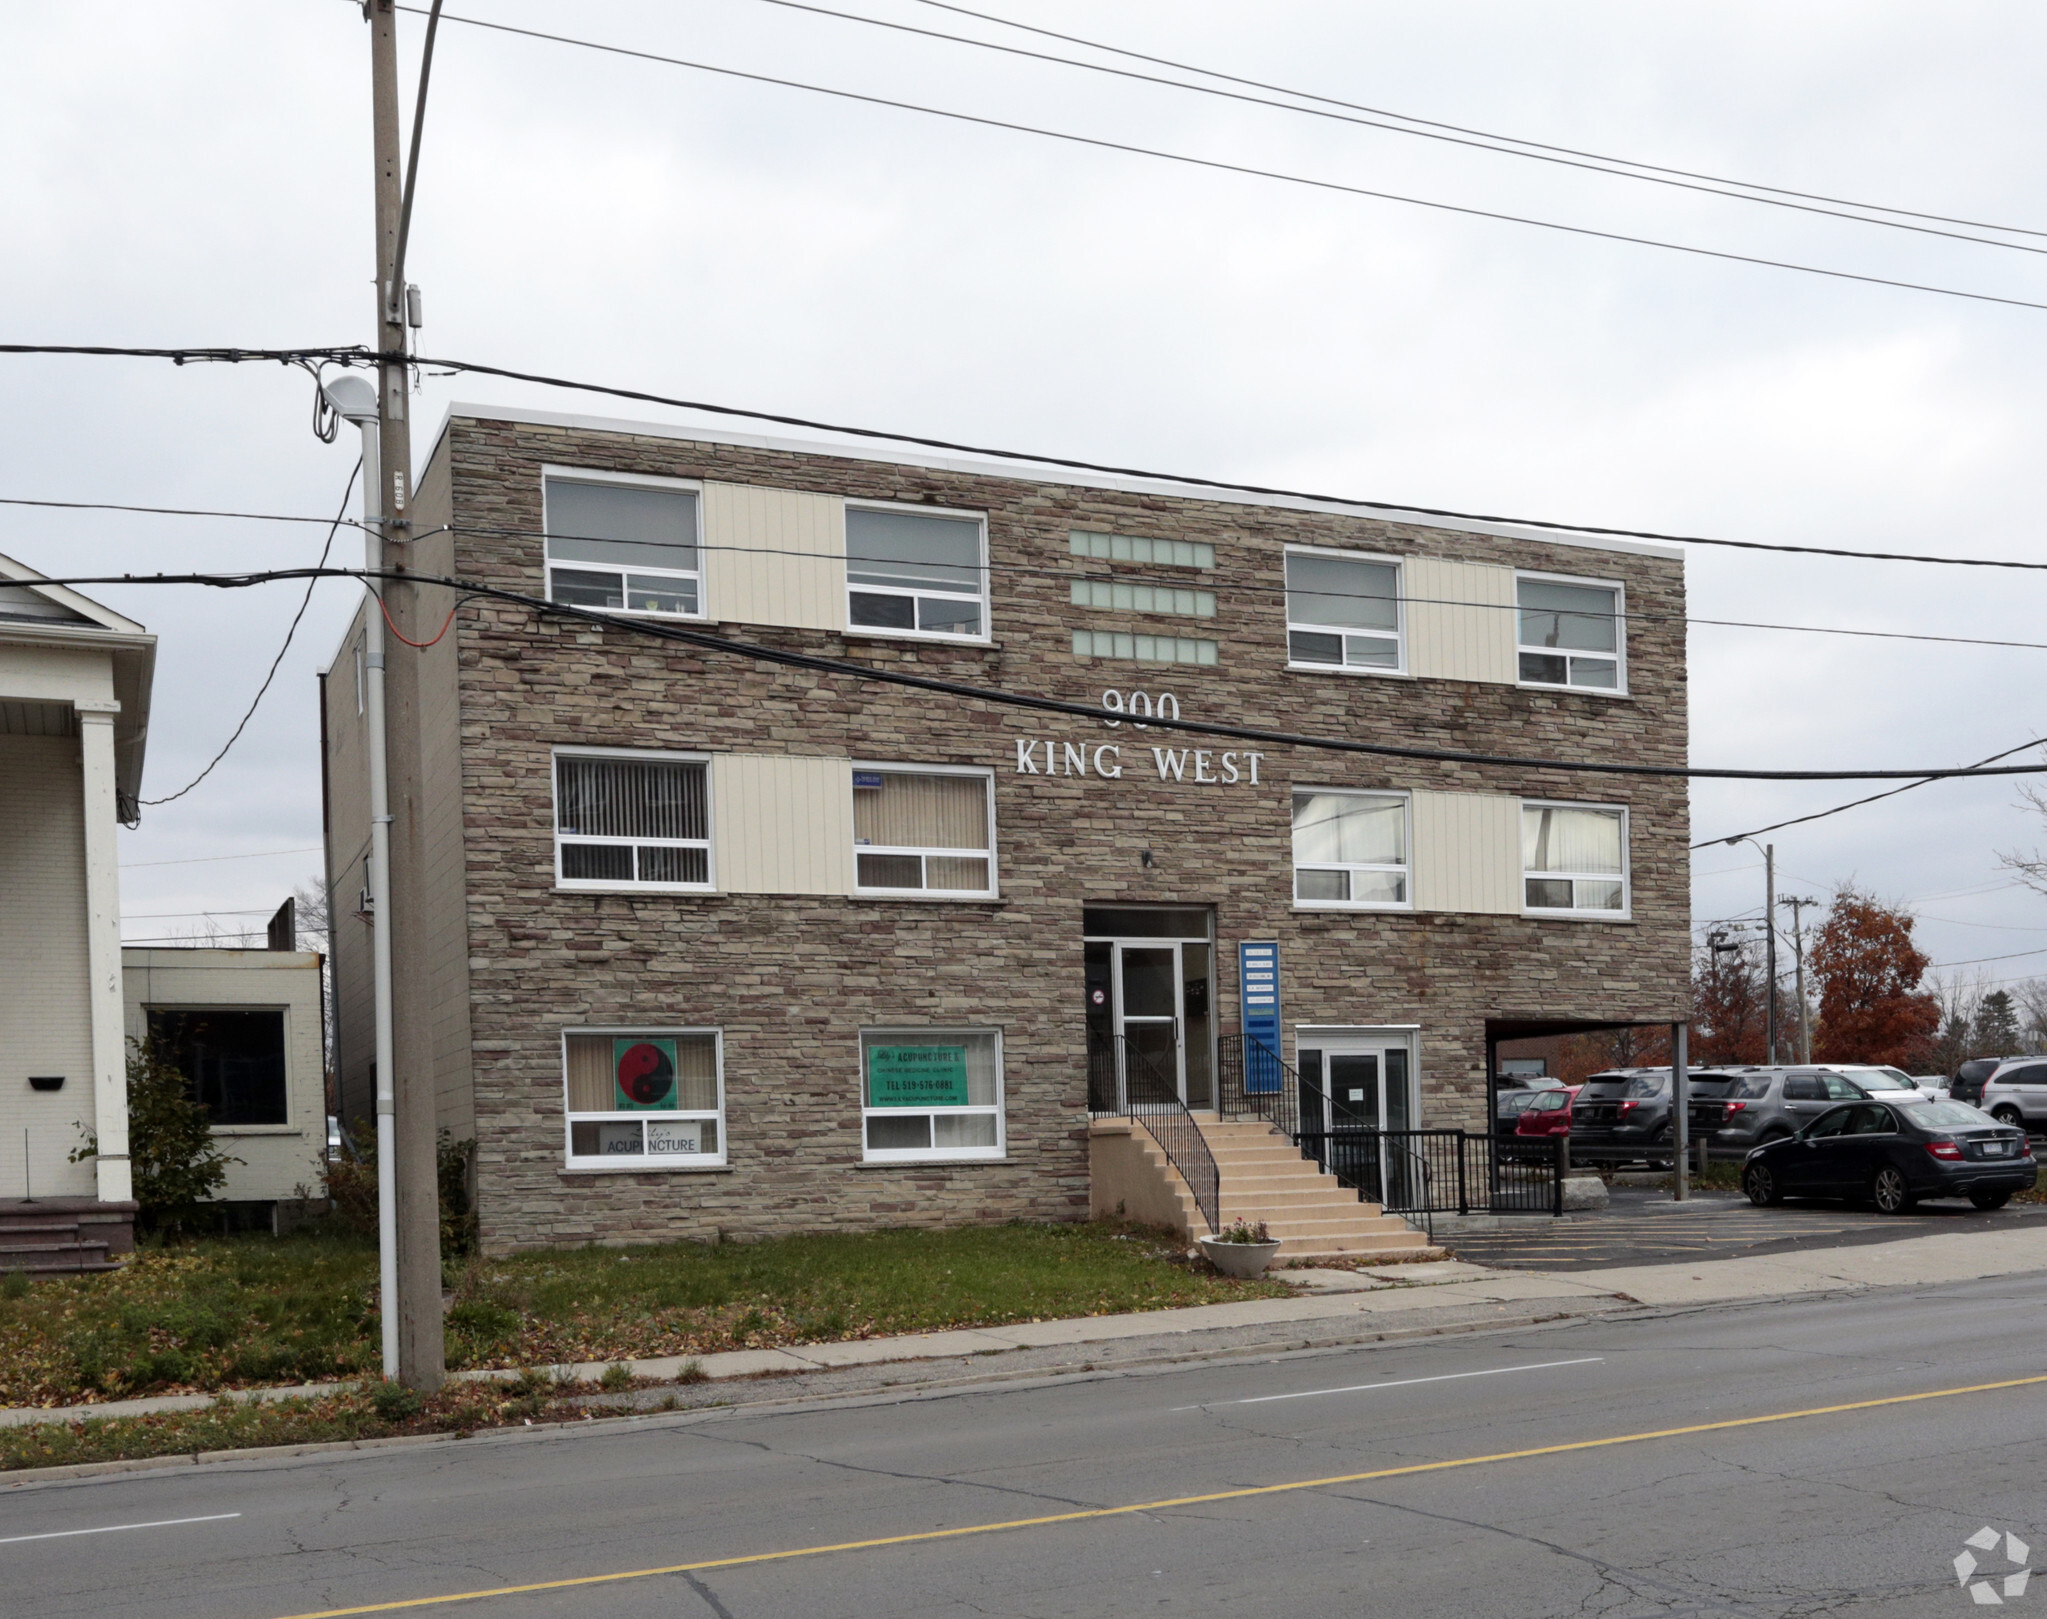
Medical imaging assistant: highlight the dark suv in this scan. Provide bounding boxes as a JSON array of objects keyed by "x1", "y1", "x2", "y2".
[
  {"x1": 1950, "y1": 1056, "x2": 2028, "y2": 1106},
  {"x1": 1572, "y1": 1067, "x2": 1740, "y2": 1163},
  {"x1": 1688, "y1": 1066, "x2": 1868, "y2": 1152}
]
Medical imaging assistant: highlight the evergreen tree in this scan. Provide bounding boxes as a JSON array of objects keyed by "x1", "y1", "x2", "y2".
[{"x1": 1974, "y1": 989, "x2": 2022, "y2": 1055}]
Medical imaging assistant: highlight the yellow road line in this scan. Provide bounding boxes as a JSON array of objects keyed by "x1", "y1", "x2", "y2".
[{"x1": 272, "y1": 1371, "x2": 2047, "y2": 1618}]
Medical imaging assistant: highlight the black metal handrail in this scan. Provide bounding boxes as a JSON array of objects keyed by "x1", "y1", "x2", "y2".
[
  {"x1": 1216, "y1": 1031, "x2": 1320, "y2": 1143},
  {"x1": 1298, "y1": 1128, "x2": 1566, "y2": 1224},
  {"x1": 1088, "y1": 1029, "x2": 1221, "y2": 1235}
]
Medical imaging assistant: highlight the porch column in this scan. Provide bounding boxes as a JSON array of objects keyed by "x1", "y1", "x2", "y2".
[{"x1": 77, "y1": 702, "x2": 131, "y2": 1203}]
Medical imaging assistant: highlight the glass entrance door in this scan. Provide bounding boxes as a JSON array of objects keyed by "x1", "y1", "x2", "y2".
[
  {"x1": 1083, "y1": 931, "x2": 1215, "y2": 1110},
  {"x1": 1298, "y1": 1036, "x2": 1416, "y2": 1204}
]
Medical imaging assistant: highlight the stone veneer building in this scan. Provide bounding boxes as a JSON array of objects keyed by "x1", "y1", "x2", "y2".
[{"x1": 319, "y1": 403, "x2": 1690, "y2": 1255}]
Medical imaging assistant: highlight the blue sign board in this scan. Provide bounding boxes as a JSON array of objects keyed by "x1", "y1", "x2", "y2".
[{"x1": 1239, "y1": 941, "x2": 1282, "y2": 1094}]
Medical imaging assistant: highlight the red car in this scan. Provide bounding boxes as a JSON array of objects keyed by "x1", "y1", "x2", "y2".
[{"x1": 1513, "y1": 1085, "x2": 1581, "y2": 1158}]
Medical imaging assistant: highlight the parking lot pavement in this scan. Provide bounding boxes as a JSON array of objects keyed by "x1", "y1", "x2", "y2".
[{"x1": 1442, "y1": 1187, "x2": 2047, "y2": 1271}]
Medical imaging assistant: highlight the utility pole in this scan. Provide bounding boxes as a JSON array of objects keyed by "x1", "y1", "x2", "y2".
[
  {"x1": 366, "y1": 0, "x2": 444, "y2": 1389},
  {"x1": 1780, "y1": 895, "x2": 1817, "y2": 1065},
  {"x1": 1726, "y1": 836, "x2": 1779, "y2": 1064}
]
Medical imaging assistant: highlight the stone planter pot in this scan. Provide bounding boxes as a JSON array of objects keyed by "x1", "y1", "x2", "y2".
[{"x1": 1198, "y1": 1236, "x2": 1282, "y2": 1278}]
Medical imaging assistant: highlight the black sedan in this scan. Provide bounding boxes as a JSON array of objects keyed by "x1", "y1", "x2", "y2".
[{"x1": 1742, "y1": 1099, "x2": 2036, "y2": 1214}]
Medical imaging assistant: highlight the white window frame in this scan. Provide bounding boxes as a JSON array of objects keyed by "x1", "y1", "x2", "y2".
[
  {"x1": 542, "y1": 465, "x2": 706, "y2": 622},
  {"x1": 1521, "y1": 799, "x2": 1631, "y2": 920},
  {"x1": 859, "y1": 1026, "x2": 1006, "y2": 1164},
  {"x1": 1515, "y1": 570, "x2": 1627, "y2": 696},
  {"x1": 561, "y1": 1026, "x2": 726, "y2": 1172},
  {"x1": 551, "y1": 745, "x2": 715, "y2": 894},
  {"x1": 843, "y1": 499, "x2": 991, "y2": 646},
  {"x1": 1284, "y1": 545, "x2": 1407, "y2": 677},
  {"x1": 1290, "y1": 788, "x2": 1413, "y2": 912},
  {"x1": 851, "y1": 763, "x2": 998, "y2": 900}
]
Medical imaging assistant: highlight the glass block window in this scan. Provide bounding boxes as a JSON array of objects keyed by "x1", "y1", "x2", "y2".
[
  {"x1": 563, "y1": 1030, "x2": 724, "y2": 1169},
  {"x1": 1069, "y1": 531, "x2": 1214, "y2": 569},
  {"x1": 1069, "y1": 579, "x2": 1216, "y2": 618},
  {"x1": 1071, "y1": 631, "x2": 1219, "y2": 666},
  {"x1": 544, "y1": 477, "x2": 701, "y2": 617},
  {"x1": 555, "y1": 753, "x2": 711, "y2": 889}
]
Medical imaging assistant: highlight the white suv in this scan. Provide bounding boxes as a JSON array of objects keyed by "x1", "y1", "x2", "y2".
[
  {"x1": 1817, "y1": 1064, "x2": 1939, "y2": 1107},
  {"x1": 1981, "y1": 1059, "x2": 2047, "y2": 1133}
]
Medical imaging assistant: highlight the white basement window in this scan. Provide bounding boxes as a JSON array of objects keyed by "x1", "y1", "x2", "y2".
[
  {"x1": 1517, "y1": 575, "x2": 1623, "y2": 691},
  {"x1": 1286, "y1": 550, "x2": 1403, "y2": 673},
  {"x1": 564, "y1": 1030, "x2": 724, "y2": 1169},
  {"x1": 1292, "y1": 791, "x2": 1410, "y2": 908},
  {"x1": 555, "y1": 752, "x2": 711, "y2": 890},
  {"x1": 1523, "y1": 802, "x2": 1629, "y2": 916},
  {"x1": 861, "y1": 1028, "x2": 1004, "y2": 1161},
  {"x1": 544, "y1": 475, "x2": 702, "y2": 617},
  {"x1": 852, "y1": 769, "x2": 996, "y2": 897},
  {"x1": 846, "y1": 505, "x2": 988, "y2": 639}
]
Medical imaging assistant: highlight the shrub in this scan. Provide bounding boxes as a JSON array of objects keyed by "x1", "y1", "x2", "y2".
[
  {"x1": 71, "y1": 1038, "x2": 237, "y2": 1235},
  {"x1": 369, "y1": 1379, "x2": 423, "y2": 1421},
  {"x1": 600, "y1": 1362, "x2": 632, "y2": 1391},
  {"x1": 322, "y1": 1128, "x2": 478, "y2": 1258}
]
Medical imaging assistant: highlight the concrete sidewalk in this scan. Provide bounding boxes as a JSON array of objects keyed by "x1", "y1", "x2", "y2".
[{"x1": 8, "y1": 1223, "x2": 2047, "y2": 1432}]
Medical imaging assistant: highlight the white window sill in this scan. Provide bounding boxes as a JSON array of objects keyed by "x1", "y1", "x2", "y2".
[
  {"x1": 560, "y1": 1161, "x2": 732, "y2": 1175},
  {"x1": 548, "y1": 602, "x2": 707, "y2": 625},
  {"x1": 556, "y1": 882, "x2": 716, "y2": 896},
  {"x1": 852, "y1": 888, "x2": 1001, "y2": 903},
  {"x1": 857, "y1": 1153, "x2": 1007, "y2": 1167},
  {"x1": 1292, "y1": 901, "x2": 1414, "y2": 914},
  {"x1": 1515, "y1": 679, "x2": 1630, "y2": 699},
  {"x1": 844, "y1": 628, "x2": 993, "y2": 648},
  {"x1": 1286, "y1": 662, "x2": 1410, "y2": 679},
  {"x1": 1522, "y1": 908, "x2": 1633, "y2": 923}
]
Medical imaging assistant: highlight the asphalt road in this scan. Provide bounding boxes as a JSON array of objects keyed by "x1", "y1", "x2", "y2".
[
  {"x1": 8, "y1": 1274, "x2": 2047, "y2": 1619},
  {"x1": 1447, "y1": 1187, "x2": 2047, "y2": 1270}
]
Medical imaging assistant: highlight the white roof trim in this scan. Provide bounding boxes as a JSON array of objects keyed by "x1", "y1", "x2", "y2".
[
  {"x1": 424, "y1": 401, "x2": 1686, "y2": 563},
  {"x1": 0, "y1": 550, "x2": 149, "y2": 635}
]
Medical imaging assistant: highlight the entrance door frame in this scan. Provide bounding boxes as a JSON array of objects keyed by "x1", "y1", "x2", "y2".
[
  {"x1": 1083, "y1": 912, "x2": 1216, "y2": 1110},
  {"x1": 1295, "y1": 1025, "x2": 1421, "y2": 1202}
]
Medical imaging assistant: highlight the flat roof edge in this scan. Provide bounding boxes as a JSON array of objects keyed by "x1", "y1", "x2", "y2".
[{"x1": 432, "y1": 401, "x2": 1687, "y2": 563}]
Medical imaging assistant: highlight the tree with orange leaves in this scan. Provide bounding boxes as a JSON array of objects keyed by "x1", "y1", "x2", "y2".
[{"x1": 1810, "y1": 886, "x2": 1940, "y2": 1068}]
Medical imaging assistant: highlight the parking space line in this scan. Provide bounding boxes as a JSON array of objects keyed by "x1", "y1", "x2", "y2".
[
  {"x1": 0, "y1": 1513, "x2": 241, "y2": 1547},
  {"x1": 266, "y1": 1372, "x2": 2047, "y2": 1619},
  {"x1": 1169, "y1": 1356, "x2": 1605, "y2": 1411}
]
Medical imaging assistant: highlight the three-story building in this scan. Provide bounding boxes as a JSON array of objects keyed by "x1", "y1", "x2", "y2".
[{"x1": 319, "y1": 403, "x2": 1690, "y2": 1252}]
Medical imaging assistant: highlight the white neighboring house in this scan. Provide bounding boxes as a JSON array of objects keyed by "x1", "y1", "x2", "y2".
[
  {"x1": 0, "y1": 552, "x2": 154, "y2": 1213},
  {"x1": 122, "y1": 946, "x2": 328, "y2": 1216}
]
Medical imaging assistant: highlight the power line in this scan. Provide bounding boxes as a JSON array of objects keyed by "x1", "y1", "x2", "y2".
[
  {"x1": 139, "y1": 459, "x2": 361, "y2": 808},
  {"x1": 405, "y1": 8, "x2": 2047, "y2": 315},
  {"x1": 0, "y1": 494, "x2": 369, "y2": 530},
  {"x1": 905, "y1": 0, "x2": 2047, "y2": 243},
  {"x1": 121, "y1": 845, "x2": 324, "y2": 868},
  {"x1": 38, "y1": 562, "x2": 2047, "y2": 783},
  {"x1": 1693, "y1": 733, "x2": 2047, "y2": 848},
  {"x1": 17, "y1": 342, "x2": 2047, "y2": 574},
  {"x1": 744, "y1": 0, "x2": 2047, "y2": 258}
]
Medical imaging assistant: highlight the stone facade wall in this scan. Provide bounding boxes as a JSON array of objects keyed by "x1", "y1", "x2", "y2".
[{"x1": 424, "y1": 414, "x2": 1690, "y2": 1253}]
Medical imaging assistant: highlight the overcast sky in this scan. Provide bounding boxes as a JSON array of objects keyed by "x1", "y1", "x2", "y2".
[{"x1": 6, "y1": 1, "x2": 2045, "y2": 999}]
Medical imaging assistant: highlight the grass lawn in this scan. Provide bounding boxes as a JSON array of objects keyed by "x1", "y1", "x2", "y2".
[{"x1": 0, "y1": 1220, "x2": 1285, "y2": 1409}]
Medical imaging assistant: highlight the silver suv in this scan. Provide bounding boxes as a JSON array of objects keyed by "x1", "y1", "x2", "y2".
[
  {"x1": 1688, "y1": 1066, "x2": 1868, "y2": 1151},
  {"x1": 1980, "y1": 1059, "x2": 2047, "y2": 1133}
]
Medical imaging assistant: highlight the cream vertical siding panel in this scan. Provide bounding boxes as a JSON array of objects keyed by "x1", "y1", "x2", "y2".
[
  {"x1": 1406, "y1": 557, "x2": 1517, "y2": 685},
  {"x1": 712, "y1": 754, "x2": 855, "y2": 895},
  {"x1": 702, "y1": 483, "x2": 845, "y2": 631},
  {"x1": 1412, "y1": 789, "x2": 1522, "y2": 915}
]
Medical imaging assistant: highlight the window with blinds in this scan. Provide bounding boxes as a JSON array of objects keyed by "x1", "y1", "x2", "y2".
[
  {"x1": 1522, "y1": 802, "x2": 1628, "y2": 915},
  {"x1": 562, "y1": 1029, "x2": 724, "y2": 1168},
  {"x1": 851, "y1": 769, "x2": 995, "y2": 896},
  {"x1": 554, "y1": 753, "x2": 712, "y2": 889},
  {"x1": 845, "y1": 505, "x2": 988, "y2": 640}
]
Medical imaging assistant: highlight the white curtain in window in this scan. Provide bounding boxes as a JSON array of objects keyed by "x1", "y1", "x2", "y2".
[
  {"x1": 1293, "y1": 793, "x2": 1404, "y2": 865},
  {"x1": 854, "y1": 773, "x2": 989, "y2": 850},
  {"x1": 565, "y1": 1032, "x2": 718, "y2": 1113},
  {"x1": 1523, "y1": 805, "x2": 1623, "y2": 874}
]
